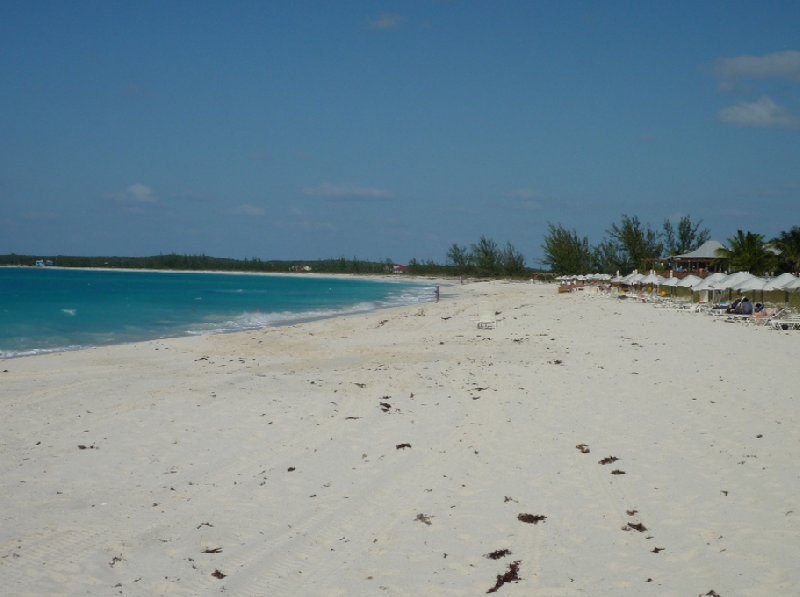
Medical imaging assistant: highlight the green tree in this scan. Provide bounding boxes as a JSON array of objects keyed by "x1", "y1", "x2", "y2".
[
  {"x1": 592, "y1": 239, "x2": 627, "y2": 274},
  {"x1": 772, "y1": 226, "x2": 800, "y2": 273},
  {"x1": 663, "y1": 215, "x2": 711, "y2": 256},
  {"x1": 606, "y1": 214, "x2": 663, "y2": 273},
  {"x1": 446, "y1": 243, "x2": 470, "y2": 276},
  {"x1": 715, "y1": 230, "x2": 779, "y2": 275},
  {"x1": 500, "y1": 242, "x2": 526, "y2": 277},
  {"x1": 470, "y1": 236, "x2": 501, "y2": 276},
  {"x1": 541, "y1": 223, "x2": 593, "y2": 274}
]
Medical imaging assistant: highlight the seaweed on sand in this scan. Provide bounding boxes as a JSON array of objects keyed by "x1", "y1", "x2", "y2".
[{"x1": 486, "y1": 560, "x2": 521, "y2": 593}]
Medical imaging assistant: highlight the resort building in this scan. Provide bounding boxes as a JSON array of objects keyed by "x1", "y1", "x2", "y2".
[{"x1": 669, "y1": 240, "x2": 726, "y2": 274}]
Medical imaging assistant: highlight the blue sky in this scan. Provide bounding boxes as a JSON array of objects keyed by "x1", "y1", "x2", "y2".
[{"x1": 2, "y1": 1, "x2": 799, "y2": 266}]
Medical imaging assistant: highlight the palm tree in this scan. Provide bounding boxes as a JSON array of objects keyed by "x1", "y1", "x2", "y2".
[
  {"x1": 715, "y1": 230, "x2": 779, "y2": 275},
  {"x1": 773, "y1": 226, "x2": 800, "y2": 273}
]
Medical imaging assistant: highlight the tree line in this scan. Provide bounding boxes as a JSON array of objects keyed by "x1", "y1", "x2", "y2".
[
  {"x1": 0, "y1": 253, "x2": 397, "y2": 275},
  {"x1": 542, "y1": 215, "x2": 800, "y2": 276},
  {"x1": 443, "y1": 237, "x2": 527, "y2": 278},
  {"x1": 1, "y1": 236, "x2": 538, "y2": 279},
  {"x1": 4, "y1": 218, "x2": 798, "y2": 279}
]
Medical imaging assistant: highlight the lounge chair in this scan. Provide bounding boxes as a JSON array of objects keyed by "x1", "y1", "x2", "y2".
[
  {"x1": 770, "y1": 313, "x2": 800, "y2": 330},
  {"x1": 753, "y1": 307, "x2": 783, "y2": 326}
]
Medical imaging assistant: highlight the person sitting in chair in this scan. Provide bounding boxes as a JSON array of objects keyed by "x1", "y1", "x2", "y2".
[
  {"x1": 726, "y1": 297, "x2": 743, "y2": 313},
  {"x1": 736, "y1": 297, "x2": 753, "y2": 315},
  {"x1": 753, "y1": 303, "x2": 772, "y2": 322}
]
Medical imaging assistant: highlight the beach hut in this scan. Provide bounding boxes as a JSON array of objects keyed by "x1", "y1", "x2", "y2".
[
  {"x1": 669, "y1": 240, "x2": 725, "y2": 271},
  {"x1": 669, "y1": 240, "x2": 727, "y2": 274}
]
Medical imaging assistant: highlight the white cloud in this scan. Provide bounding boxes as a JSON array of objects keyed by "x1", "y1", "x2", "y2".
[
  {"x1": 127, "y1": 183, "x2": 157, "y2": 202},
  {"x1": 507, "y1": 188, "x2": 543, "y2": 210},
  {"x1": 718, "y1": 95, "x2": 797, "y2": 128},
  {"x1": 368, "y1": 14, "x2": 407, "y2": 30},
  {"x1": 302, "y1": 182, "x2": 392, "y2": 200},
  {"x1": 230, "y1": 203, "x2": 266, "y2": 217},
  {"x1": 715, "y1": 50, "x2": 800, "y2": 91},
  {"x1": 108, "y1": 183, "x2": 158, "y2": 203}
]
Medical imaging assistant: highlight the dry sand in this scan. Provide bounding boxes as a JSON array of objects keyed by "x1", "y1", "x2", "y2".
[{"x1": 1, "y1": 280, "x2": 798, "y2": 596}]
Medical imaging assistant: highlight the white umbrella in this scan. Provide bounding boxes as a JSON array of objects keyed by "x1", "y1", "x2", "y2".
[
  {"x1": 696, "y1": 272, "x2": 726, "y2": 285},
  {"x1": 780, "y1": 276, "x2": 800, "y2": 308},
  {"x1": 628, "y1": 273, "x2": 645, "y2": 285},
  {"x1": 771, "y1": 275, "x2": 800, "y2": 307},
  {"x1": 703, "y1": 272, "x2": 756, "y2": 306},
  {"x1": 735, "y1": 277, "x2": 779, "y2": 307},
  {"x1": 669, "y1": 275, "x2": 702, "y2": 303},
  {"x1": 710, "y1": 271, "x2": 756, "y2": 290},
  {"x1": 692, "y1": 274, "x2": 725, "y2": 291},
  {"x1": 636, "y1": 272, "x2": 663, "y2": 297},
  {"x1": 677, "y1": 274, "x2": 702, "y2": 288},
  {"x1": 640, "y1": 272, "x2": 665, "y2": 285},
  {"x1": 734, "y1": 276, "x2": 773, "y2": 291},
  {"x1": 691, "y1": 272, "x2": 730, "y2": 304},
  {"x1": 660, "y1": 276, "x2": 681, "y2": 296},
  {"x1": 769, "y1": 273, "x2": 799, "y2": 289}
]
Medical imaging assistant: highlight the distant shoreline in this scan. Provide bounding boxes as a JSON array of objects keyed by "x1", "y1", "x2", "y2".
[{"x1": 1, "y1": 264, "x2": 457, "y2": 286}]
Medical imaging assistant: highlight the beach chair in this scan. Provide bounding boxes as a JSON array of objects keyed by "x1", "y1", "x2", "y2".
[
  {"x1": 725, "y1": 313, "x2": 754, "y2": 324},
  {"x1": 477, "y1": 303, "x2": 498, "y2": 329},
  {"x1": 770, "y1": 313, "x2": 800, "y2": 330},
  {"x1": 753, "y1": 307, "x2": 783, "y2": 326}
]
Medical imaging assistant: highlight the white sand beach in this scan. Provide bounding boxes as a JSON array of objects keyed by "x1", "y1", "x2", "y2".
[{"x1": 2, "y1": 280, "x2": 799, "y2": 596}]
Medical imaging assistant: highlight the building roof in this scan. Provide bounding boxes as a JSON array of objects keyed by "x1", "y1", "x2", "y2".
[{"x1": 671, "y1": 240, "x2": 726, "y2": 261}]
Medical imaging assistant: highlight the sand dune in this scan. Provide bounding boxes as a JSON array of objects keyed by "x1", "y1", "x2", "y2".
[{"x1": 2, "y1": 280, "x2": 798, "y2": 595}]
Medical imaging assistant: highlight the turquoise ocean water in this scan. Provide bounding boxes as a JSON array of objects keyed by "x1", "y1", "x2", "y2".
[{"x1": 0, "y1": 268, "x2": 434, "y2": 358}]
